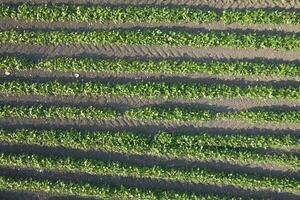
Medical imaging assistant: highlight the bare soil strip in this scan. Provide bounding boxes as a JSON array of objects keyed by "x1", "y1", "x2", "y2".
[
  {"x1": 2, "y1": 19, "x2": 300, "y2": 34},
  {"x1": 1, "y1": 70, "x2": 299, "y2": 88},
  {"x1": 2, "y1": 44, "x2": 300, "y2": 62},
  {"x1": 0, "y1": 166, "x2": 299, "y2": 199},
  {"x1": 2, "y1": 0, "x2": 300, "y2": 10},
  {"x1": 0, "y1": 117, "x2": 299, "y2": 137},
  {"x1": 1, "y1": 94, "x2": 300, "y2": 113},
  {"x1": 0, "y1": 141, "x2": 298, "y2": 179}
]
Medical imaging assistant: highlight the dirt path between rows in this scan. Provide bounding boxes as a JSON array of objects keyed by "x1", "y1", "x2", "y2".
[{"x1": 2, "y1": 44, "x2": 300, "y2": 62}]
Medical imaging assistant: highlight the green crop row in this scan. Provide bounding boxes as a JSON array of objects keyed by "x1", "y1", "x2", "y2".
[
  {"x1": 1, "y1": 4, "x2": 299, "y2": 25},
  {"x1": 1, "y1": 56, "x2": 299, "y2": 77},
  {"x1": 0, "y1": 105, "x2": 117, "y2": 120},
  {"x1": 0, "y1": 4, "x2": 218, "y2": 23},
  {"x1": 1, "y1": 30, "x2": 300, "y2": 50},
  {"x1": 0, "y1": 129, "x2": 298, "y2": 170},
  {"x1": 0, "y1": 152, "x2": 298, "y2": 193},
  {"x1": 221, "y1": 10, "x2": 300, "y2": 25},
  {"x1": 1, "y1": 128, "x2": 297, "y2": 150},
  {"x1": 0, "y1": 176, "x2": 233, "y2": 200},
  {"x1": 0, "y1": 80, "x2": 299, "y2": 99},
  {"x1": 127, "y1": 106, "x2": 300, "y2": 123},
  {"x1": 1, "y1": 104, "x2": 300, "y2": 123}
]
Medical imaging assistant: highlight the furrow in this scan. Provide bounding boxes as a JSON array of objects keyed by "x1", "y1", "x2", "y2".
[
  {"x1": 0, "y1": 117, "x2": 299, "y2": 137},
  {"x1": 1, "y1": 94, "x2": 300, "y2": 112},
  {"x1": 1, "y1": 44, "x2": 300, "y2": 62}
]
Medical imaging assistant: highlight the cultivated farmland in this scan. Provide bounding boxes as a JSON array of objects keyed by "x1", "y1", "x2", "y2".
[{"x1": 0, "y1": 0, "x2": 299, "y2": 199}]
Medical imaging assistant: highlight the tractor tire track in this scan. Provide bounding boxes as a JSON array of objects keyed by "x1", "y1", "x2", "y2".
[{"x1": 2, "y1": 44, "x2": 300, "y2": 62}]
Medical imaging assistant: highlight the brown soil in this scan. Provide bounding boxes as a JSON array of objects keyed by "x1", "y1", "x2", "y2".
[
  {"x1": 2, "y1": 43, "x2": 300, "y2": 62},
  {"x1": 0, "y1": 116, "x2": 300, "y2": 138},
  {"x1": 1, "y1": 94, "x2": 300, "y2": 112}
]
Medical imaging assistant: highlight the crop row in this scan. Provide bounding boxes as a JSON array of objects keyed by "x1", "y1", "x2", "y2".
[
  {"x1": 1, "y1": 104, "x2": 300, "y2": 123},
  {"x1": 1, "y1": 128, "x2": 297, "y2": 150},
  {"x1": 1, "y1": 30, "x2": 300, "y2": 50},
  {"x1": 0, "y1": 152, "x2": 298, "y2": 192},
  {"x1": 0, "y1": 176, "x2": 229, "y2": 200},
  {"x1": 0, "y1": 105, "x2": 117, "y2": 120},
  {"x1": 0, "y1": 129, "x2": 298, "y2": 169},
  {"x1": 126, "y1": 106, "x2": 300, "y2": 123},
  {"x1": 1, "y1": 56, "x2": 299, "y2": 77},
  {"x1": 0, "y1": 81, "x2": 299, "y2": 99},
  {"x1": 0, "y1": 4, "x2": 299, "y2": 25}
]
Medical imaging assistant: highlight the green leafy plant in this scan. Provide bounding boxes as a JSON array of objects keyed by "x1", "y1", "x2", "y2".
[
  {"x1": 0, "y1": 80, "x2": 299, "y2": 99},
  {"x1": 0, "y1": 175, "x2": 228, "y2": 200},
  {"x1": 1, "y1": 4, "x2": 300, "y2": 25},
  {"x1": 1, "y1": 104, "x2": 300, "y2": 123},
  {"x1": 0, "y1": 152, "x2": 298, "y2": 193},
  {"x1": 1, "y1": 56, "x2": 299, "y2": 77},
  {"x1": 1, "y1": 29, "x2": 300, "y2": 50},
  {"x1": 0, "y1": 129, "x2": 298, "y2": 169}
]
